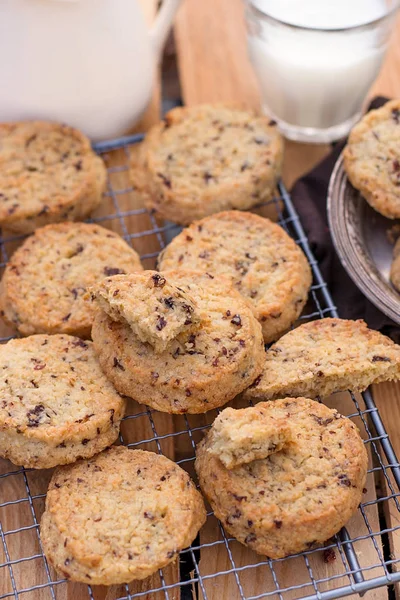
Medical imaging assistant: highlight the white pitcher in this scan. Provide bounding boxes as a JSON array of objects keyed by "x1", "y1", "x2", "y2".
[{"x1": 0, "y1": 0, "x2": 182, "y2": 140}]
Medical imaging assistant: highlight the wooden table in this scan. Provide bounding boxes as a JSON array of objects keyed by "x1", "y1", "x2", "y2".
[{"x1": 1, "y1": 2, "x2": 400, "y2": 600}]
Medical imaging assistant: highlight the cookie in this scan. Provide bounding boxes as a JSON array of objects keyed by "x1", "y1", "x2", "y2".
[
  {"x1": 90, "y1": 271, "x2": 199, "y2": 353},
  {"x1": 0, "y1": 334, "x2": 126, "y2": 469},
  {"x1": 158, "y1": 211, "x2": 312, "y2": 343},
  {"x1": 91, "y1": 270, "x2": 265, "y2": 414},
  {"x1": 245, "y1": 318, "x2": 400, "y2": 402},
  {"x1": 0, "y1": 222, "x2": 142, "y2": 338},
  {"x1": 390, "y1": 237, "x2": 400, "y2": 292},
  {"x1": 343, "y1": 100, "x2": 400, "y2": 219},
  {"x1": 206, "y1": 405, "x2": 292, "y2": 469},
  {"x1": 0, "y1": 121, "x2": 107, "y2": 233},
  {"x1": 132, "y1": 104, "x2": 284, "y2": 225},
  {"x1": 195, "y1": 397, "x2": 367, "y2": 558},
  {"x1": 41, "y1": 446, "x2": 206, "y2": 584}
]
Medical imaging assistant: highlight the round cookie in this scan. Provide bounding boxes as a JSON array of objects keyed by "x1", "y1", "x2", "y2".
[
  {"x1": 158, "y1": 211, "x2": 312, "y2": 343},
  {"x1": 245, "y1": 318, "x2": 400, "y2": 401},
  {"x1": 91, "y1": 270, "x2": 265, "y2": 414},
  {"x1": 343, "y1": 100, "x2": 400, "y2": 219},
  {"x1": 390, "y1": 237, "x2": 400, "y2": 292},
  {"x1": 132, "y1": 104, "x2": 284, "y2": 225},
  {"x1": 0, "y1": 223, "x2": 143, "y2": 338},
  {"x1": 0, "y1": 121, "x2": 107, "y2": 233},
  {"x1": 195, "y1": 398, "x2": 368, "y2": 559},
  {"x1": 41, "y1": 446, "x2": 206, "y2": 584},
  {"x1": 0, "y1": 334, "x2": 126, "y2": 469}
]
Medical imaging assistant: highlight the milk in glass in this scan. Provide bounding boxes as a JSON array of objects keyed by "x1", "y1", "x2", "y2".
[{"x1": 247, "y1": 0, "x2": 393, "y2": 142}]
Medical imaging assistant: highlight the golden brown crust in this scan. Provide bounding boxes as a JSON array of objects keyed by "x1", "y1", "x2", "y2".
[
  {"x1": 91, "y1": 270, "x2": 265, "y2": 413},
  {"x1": 0, "y1": 222, "x2": 142, "y2": 338},
  {"x1": 245, "y1": 318, "x2": 400, "y2": 401},
  {"x1": 0, "y1": 334, "x2": 126, "y2": 468},
  {"x1": 158, "y1": 211, "x2": 312, "y2": 343},
  {"x1": 195, "y1": 398, "x2": 367, "y2": 558},
  {"x1": 41, "y1": 446, "x2": 206, "y2": 584},
  {"x1": 344, "y1": 100, "x2": 400, "y2": 219},
  {"x1": 132, "y1": 104, "x2": 284, "y2": 225},
  {"x1": 0, "y1": 121, "x2": 107, "y2": 233}
]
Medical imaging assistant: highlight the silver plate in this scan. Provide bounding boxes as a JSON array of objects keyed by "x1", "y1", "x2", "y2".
[{"x1": 327, "y1": 153, "x2": 400, "y2": 324}]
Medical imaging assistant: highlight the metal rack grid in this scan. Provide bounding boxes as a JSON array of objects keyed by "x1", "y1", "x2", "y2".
[{"x1": 0, "y1": 133, "x2": 400, "y2": 600}]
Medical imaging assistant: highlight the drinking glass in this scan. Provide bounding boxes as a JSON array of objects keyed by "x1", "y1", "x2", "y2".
[{"x1": 245, "y1": 0, "x2": 398, "y2": 143}]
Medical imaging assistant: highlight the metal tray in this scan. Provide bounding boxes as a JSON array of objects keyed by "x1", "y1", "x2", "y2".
[
  {"x1": 328, "y1": 153, "x2": 400, "y2": 324},
  {"x1": 0, "y1": 134, "x2": 400, "y2": 600}
]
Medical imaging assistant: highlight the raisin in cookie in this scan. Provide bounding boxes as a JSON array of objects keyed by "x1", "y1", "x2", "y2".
[
  {"x1": 132, "y1": 104, "x2": 283, "y2": 225},
  {"x1": 245, "y1": 318, "x2": 400, "y2": 401},
  {"x1": 343, "y1": 100, "x2": 400, "y2": 219},
  {"x1": 0, "y1": 334, "x2": 125, "y2": 469},
  {"x1": 196, "y1": 398, "x2": 367, "y2": 558},
  {"x1": 0, "y1": 222, "x2": 142, "y2": 338},
  {"x1": 206, "y1": 405, "x2": 292, "y2": 469},
  {"x1": 41, "y1": 446, "x2": 206, "y2": 584},
  {"x1": 90, "y1": 271, "x2": 199, "y2": 353},
  {"x1": 0, "y1": 121, "x2": 107, "y2": 233},
  {"x1": 91, "y1": 270, "x2": 265, "y2": 414},
  {"x1": 158, "y1": 211, "x2": 311, "y2": 343}
]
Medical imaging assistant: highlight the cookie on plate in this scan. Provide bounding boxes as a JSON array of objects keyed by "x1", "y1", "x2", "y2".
[
  {"x1": 41, "y1": 446, "x2": 206, "y2": 584},
  {"x1": 343, "y1": 100, "x2": 400, "y2": 219},
  {"x1": 132, "y1": 104, "x2": 283, "y2": 224},
  {"x1": 0, "y1": 222, "x2": 142, "y2": 338},
  {"x1": 91, "y1": 270, "x2": 265, "y2": 413},
  {"x1": 206, "y1": 405, "x2": 292, "y2": 469},
  {"x1": 390, "y1": 237, "x2": 400, "y2": 292},
  {"x1": 196, "y1": 398, "x2": 367, "y2": 558},
  {"x1": 90, "y1": 271, "x2": 199, "y2": 353},
  {"x1": 0, "y1": 121, "x2": 107, "y2": 233},
  {"x1": 158, "y1": 211, "x2": 312, "y2": 343},
  {"x1": 0, "y1": 334, "x2": 125, "y2": 469},
  {"x1": 245, "y1": 318, "x2": 400, "y2": 401}
]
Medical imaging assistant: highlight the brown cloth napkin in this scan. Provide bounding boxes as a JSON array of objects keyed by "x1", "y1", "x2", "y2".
[{"x1": 290, "y1": 96, "x2": 400, "y2": 342}]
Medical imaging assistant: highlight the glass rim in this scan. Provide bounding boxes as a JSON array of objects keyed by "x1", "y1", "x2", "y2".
[{"x1": 246, "y1": 0, "x2": 399, "y2": 33}]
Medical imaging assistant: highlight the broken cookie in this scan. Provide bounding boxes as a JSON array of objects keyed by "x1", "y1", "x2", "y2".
[
  {"x1": 89, "y1": 271, "x2": 200, "y2": 353},
  {"x1": 207, "y1": 405, "x2": 292, "y2": 469}
]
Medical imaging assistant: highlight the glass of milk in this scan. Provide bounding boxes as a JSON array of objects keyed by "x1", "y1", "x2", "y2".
[{"x1": 246, "y1": 0, "x2": 398, "y2": 143}]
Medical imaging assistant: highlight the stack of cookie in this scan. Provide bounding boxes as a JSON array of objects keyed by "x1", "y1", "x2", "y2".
[
  {"x1": 196, "y1": 398, "x2": 368, "y2": 558},
  {"x1": 1, "y1": 108, "x2": 400, "y2": 586},
  {"x1": 89, "y1": 270, "x2": 266, "y2": 413}
]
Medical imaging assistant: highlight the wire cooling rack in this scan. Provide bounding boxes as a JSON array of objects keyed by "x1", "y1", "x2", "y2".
[{"x1": 1, "y1": 134, "x2": 400, "y2": 600}]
